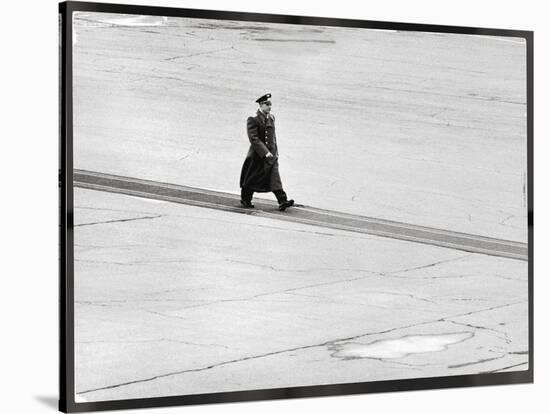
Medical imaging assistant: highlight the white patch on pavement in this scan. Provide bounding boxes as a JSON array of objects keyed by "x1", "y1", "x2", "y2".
[{"x1": 331, "y1": 332, "x2": 474, "y2": 359}]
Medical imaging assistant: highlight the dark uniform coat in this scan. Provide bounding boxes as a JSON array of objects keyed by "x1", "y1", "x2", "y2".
[{"x1": 239, "y1": 110, "x2": 284, "y2": 192}]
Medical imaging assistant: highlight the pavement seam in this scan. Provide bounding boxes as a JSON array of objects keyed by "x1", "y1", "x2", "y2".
[
  {"x1": 75, "y1": 214, "x2": 164, "y2": 227},
  {"x1": 73, "y1": 170, "x2": 528, "y2": 261},
  {"x1": 480, "y1": 362, "x2": 529, "y2": 374},
  {"x1": 389, "y1": 253, "x2": 472, "y2": 274}
]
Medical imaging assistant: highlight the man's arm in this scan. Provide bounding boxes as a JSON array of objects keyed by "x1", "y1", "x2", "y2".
[{"x1": 247, "y1": 117, "x2": 270, "y2": 158}]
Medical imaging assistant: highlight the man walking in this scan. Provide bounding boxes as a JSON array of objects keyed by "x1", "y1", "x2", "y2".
[{"x1": 240, "y1": 93, "x2": 294, "y2": 211}]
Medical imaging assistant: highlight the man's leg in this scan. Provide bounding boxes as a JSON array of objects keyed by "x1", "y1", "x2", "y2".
[
  {"x1": 273, "y1": 189, "x2": 287, "y2": 204},
  {"x1": 240, "y1": 188, "x2": 255, "y2": 208},
  {"x1": 270, "y1": 162, "x2": 294, "y2": 211},
  {"x1": 273, "y1": 189, "x2": 294, "y2": 211}
]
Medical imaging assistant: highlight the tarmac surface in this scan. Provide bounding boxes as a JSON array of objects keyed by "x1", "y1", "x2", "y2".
[
  {"x1": 72, "y1": 12, "x2": 528, "y2": 242},
  {"x1": 70, "y1": 12, "x2": 530, "y2": 402},
  {"x1": 73, "y1": 188, "x2": 528, "y2": 401}
]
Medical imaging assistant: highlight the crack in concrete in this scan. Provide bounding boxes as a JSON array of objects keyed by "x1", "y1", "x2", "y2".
[
  {"x1": 78, "y1": 301, "x2": 525, "y2": 395},
  {"x1": 144, "y1": 309, "x2": 193, "y2": 321},
  {"x1": 373, "y1": 290, "x2": 438, "y2": 304},
  {"x1": 75, "y1": 259, "x2": 138, "y2": 266},
  {"x1": 75, "y1": 258, "x2": 192, "y2": 266},
  {"x1": 76, "y1": 298, "x2": 206, "y2": 306},
  {"x1": 75, "y1": 242, "x2": 150, "y2": 250},
  {"x1": 446, "y1": 320, "x2": 512, "y2": 344},
  {"x1": 75, "y1": 301, "x2": 126, "y2": 308},
  {"x1": 155, "y1": 271, "x2": 381, "y2": 312},
  {"x1": 145, "y1": 74, "x2": 195, "y2": 85},
  {"x1": 489, "y1": 274, "x2": 527, "y2": 282},
  {"x1": 390, "y1": 254, "x2": 471, "y2": 275},
  {"x1": 507, "y1": 351, "x2": 528, "y2": 355},
  {"x1": 386, "y1": 270, "x2": 526, "y2": 282},
  {"x1": 380, "y1": 360, "x2": 436, "y2": 369},
  {"x1": 74, "y1": 17, "x2": 114, "y2": 27},
  {"x1": 439, "y1": 297, "x2": 488, "y2": 303},
  {"x1": 164, "y1": 46, "x2": 235, "y2": 61},
  {"x1": 224, "y1": 258, "x2": 380, "y2": 276},
  {"x1": 480, "y1": 361, "x2": 529, "y2": 374},
  {"x1": 288, "y1": 289, "x2": 438, "y2": 305},
  {"x1": 448, "y1": 355, "x2": 506, "y2": 369},
  {"x1": 77, "y1": 338, "x2": 231, "y2": 349},
  {"x1": 75, "y1": 215, "x2": 164, "y2": 227},
  {"x1": 382, "y1": 273, "x2": 474, "y2": 280},
  {"x1": 77, "y1": 341, "x2": 334, "y2": 395},
  {"x1": 284, "y1": 291, "x2": 397, "y2": 310},
  {"x1": 440, "y1": 301, "x2": 526, "y2": 321},
  {"x1": 75, "y1": 205, "x2": 155, "y2": 213},
  {"x1": 119, "y1": 258, "x2": 191, "y2": 265}
]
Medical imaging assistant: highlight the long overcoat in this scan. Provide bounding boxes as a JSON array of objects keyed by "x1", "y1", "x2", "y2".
[{"x1": 239, "y1": 110, "x2": 284, "y2": 192}]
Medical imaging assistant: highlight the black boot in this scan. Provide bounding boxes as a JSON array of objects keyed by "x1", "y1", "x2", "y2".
[
  {"x1": 278, "y1": 199, "x2": 294, "y2": 211},
  {"x1": 240, "y1": 188, "x2": 254, "y2": 208},
  {"x1": 240, "y1": 200, "x2": 255, "y2": 208}
]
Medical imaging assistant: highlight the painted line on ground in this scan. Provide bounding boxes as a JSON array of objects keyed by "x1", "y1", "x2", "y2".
[{"x1": 73, "y1": 169, "x2": 527, "y2": 261}]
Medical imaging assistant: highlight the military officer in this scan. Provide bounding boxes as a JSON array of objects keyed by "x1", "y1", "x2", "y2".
[{"x1": 239, "y1": 93, "x2": 294, "y2": 211}]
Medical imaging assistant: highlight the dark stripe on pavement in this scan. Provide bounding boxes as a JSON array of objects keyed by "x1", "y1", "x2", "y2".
[{"x1": 74, "y1": 169, "x2": 527, "y2": 261}]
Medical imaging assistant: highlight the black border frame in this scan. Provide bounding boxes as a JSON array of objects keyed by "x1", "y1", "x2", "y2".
[{"x1": 59, "y1": 1, "x2": 534, "y2": 412}]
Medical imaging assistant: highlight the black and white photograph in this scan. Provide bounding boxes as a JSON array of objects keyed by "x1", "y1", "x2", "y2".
[
  {"x1": 58, "y1": 0, "x2": 535, "y2": 412},
  {"x1": 8, "y1": 0, "x2": 550, "y2": 413}
]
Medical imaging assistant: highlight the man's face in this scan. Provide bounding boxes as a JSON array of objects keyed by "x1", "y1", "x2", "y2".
[{"x1": 260, "y1": 102, "x2": 272, "y2": 113}]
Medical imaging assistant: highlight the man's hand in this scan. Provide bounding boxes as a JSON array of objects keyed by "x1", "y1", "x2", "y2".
[{"x1": 265, "y1": 152, "x2": 273, "y2": 158}]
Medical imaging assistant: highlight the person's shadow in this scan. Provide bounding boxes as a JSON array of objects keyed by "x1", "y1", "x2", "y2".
[{"x1": 35, "y1": 396, "x2": 58, "y2": 410}]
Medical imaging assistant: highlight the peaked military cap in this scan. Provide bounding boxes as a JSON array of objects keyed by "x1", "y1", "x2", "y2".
[{"x1": 255, "y1": 93, "x2": 272, "y2": 104}]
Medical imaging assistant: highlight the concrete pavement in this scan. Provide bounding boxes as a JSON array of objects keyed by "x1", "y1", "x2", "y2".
[{"x1": 73, "y1": 188, "x2": 528, "y2": 401}]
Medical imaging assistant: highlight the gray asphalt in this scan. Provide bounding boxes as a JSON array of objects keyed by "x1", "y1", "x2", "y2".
[{"x1": 74, "y1": 169, "x2": 527, "y2": 261}]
